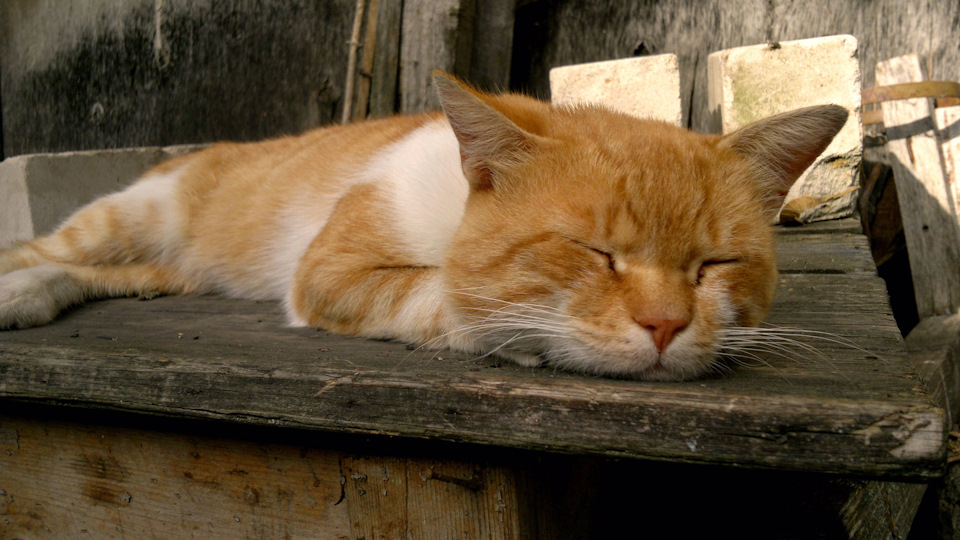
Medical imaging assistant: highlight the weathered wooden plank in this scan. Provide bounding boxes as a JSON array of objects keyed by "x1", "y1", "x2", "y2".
[
  {"x1": 510, "y1": 0, "x2": 960, "y2": 134},
  {"x1": 776, "y1": 230, "x2": 875, "y2": 275},
  {"x1": 1, "y1": 405, "x2": 941, "y2": 538},
  {"x1": 906, "y1": 315, "x2": 960, "y2": 436},
  {"x1": 936, "y1": 105, "x2": 960, "y2": 236},
  {"x1": 2, "y1": 1, "x2": 357, "y2": 156},
  {"x1": 874, "y1": 54, "x2": 960, "y2": 317},
  {"x1": 342, "y1": 456, "x2": 409, "y2": 538},
  {"x1": 0, "y1": 274, "x2": 941, "y2": 478},
  {"x1": 0, "y1": 412, "x2": 352, "y2": 538},
  {"x1": 399, "y1": 0, "x2": 475, "y2": 113},
  {"x1": 341, "y1": 455, "x2": 523, "y2": 538},
  {"x1": 468, "y1": 0, "x2": 515, "y2": 91},
  {"x1": 368, "y1": 0, "x2": 402, "y2": 117},
  {"x1": 0, "y1": 225, "x2": 944, "y2": 478},
  {"x1": 405, "y1": 459, "x2": 521, "y2": 537}
]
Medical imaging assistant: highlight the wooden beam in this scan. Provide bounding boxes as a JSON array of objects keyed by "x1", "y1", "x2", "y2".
[
  {"x1": 399, "y1": 0, "x2": 475, "y2": 113},
  {"x1": 368, "y1": 0, "x2": 402, "y2": 117},
  {"x1": 0, "y1": 413, "x2": 352, "y2": 537},
  {"x1": 875, "y1": 54, "x2": 960, "y2": 317},
  {"x1": 469, "y1": 0, "x2": 515, "y2": 91},
  {"x1": 936, "y1": 105, "x2": 960, "y2": 240}
]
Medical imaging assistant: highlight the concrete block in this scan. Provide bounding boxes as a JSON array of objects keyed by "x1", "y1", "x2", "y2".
[
  {"x1": 0, "y1": 145, "x2": 202, "y2": 248},
  {"x1": 549, "y1": 54, "x2": 682, "y2": 126},
  {"x1": 708, "y1": 35, "x2": 863, "y2": 223}
]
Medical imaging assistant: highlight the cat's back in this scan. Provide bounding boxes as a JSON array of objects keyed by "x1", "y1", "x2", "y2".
[{"x1": 147, "y1": 111, "x2": 462, "y2": 298}]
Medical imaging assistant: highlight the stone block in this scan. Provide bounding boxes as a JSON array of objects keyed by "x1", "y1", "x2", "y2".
[
  {"x1": 0, "y1": 145, "x2": 201, "y2": 248},
  {"x1": 708, "y1": 35, "x2": 863, "y2": 223},
  {"x1": 549, "y1": 54, "x2": 682, "y2": 126}
]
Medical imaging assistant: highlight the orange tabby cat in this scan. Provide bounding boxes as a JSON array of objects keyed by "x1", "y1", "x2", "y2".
[{"x1": 0, "y1": 74, "x2": 846, "y2": 380}]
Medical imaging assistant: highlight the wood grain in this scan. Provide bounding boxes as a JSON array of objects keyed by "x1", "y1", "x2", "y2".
[
  {"x1": 0, "y1": 224, "x2": 945, "y2": 478},
  {"x1": 368, "y1": 0, "x2": 402, "y2": 118},
  {"x1": 511, "y1": 0, "x2": 960, "y2": 133},
  {"x1": 399, "y1": 0, "x2": 475, "y2": 113},
  {"x1": 875, "y1": 54, "x2": 960, "y2": 317},
  {"x1": 936, "y1": 105, "x2": 960, "y2": 243},
  {"x1": 0, "y1": 412, "x2": 351, "y2": 538},
  {"x1": 468, "y1": 0, "x2": 515, "y2": 91}
]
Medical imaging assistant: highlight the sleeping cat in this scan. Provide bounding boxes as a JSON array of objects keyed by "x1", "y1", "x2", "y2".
[{"x1": 0, "y1": 73, "x2": 846, "y2": 380}]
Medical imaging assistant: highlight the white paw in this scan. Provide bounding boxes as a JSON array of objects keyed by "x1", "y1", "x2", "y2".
[{"x1": 0, "y1": 265, "x2": 84, "y2": 329}]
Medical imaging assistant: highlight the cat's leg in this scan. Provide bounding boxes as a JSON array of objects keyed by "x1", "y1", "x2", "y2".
[
  {"x1": 287, "y1": 184, "x2": 452, "y2": 346},
  {"x1": 0, "y1": 166, "x2": 184, "y2": 276},
  {"x1": 0, "y1": 165, "x2": 193, "y2": 328},
  {"x1": 0, "y1": 262, "x2": 198, "y2": 329}
]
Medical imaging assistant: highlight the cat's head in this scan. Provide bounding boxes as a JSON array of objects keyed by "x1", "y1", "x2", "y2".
[{"x1": 435, "y1": 74, "x2": 847, "y2": 380}]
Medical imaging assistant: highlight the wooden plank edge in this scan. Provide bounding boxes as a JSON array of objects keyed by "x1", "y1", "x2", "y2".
[
  {"x1": 906, "y1": 314, "x2": 960, "y2": 423},
  {"x1": 0, "y1": 354, "x2": 946, "y2": 479}
]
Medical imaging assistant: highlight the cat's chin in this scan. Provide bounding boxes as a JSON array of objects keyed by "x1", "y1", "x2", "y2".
[{"x1": 531, "y1": 341, "x2": 719, "y2": 381}]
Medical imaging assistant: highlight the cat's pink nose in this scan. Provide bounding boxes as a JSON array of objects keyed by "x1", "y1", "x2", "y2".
[{"x1": 635, "y1": 317, "x2": 688, "y2": 352}]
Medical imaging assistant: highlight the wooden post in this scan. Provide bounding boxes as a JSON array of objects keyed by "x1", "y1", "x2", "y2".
[
  {"x1": 368, "y1": 0, "x2": 403, "y2": 118},
  {"x1": 875, "y1": 54, "x2": 960, "y2": 318},
  {"x1": 936, "y1": 105, "x2": 960, "y2": 235},
  {"x1": 468, "y1": 0, "x2": 515, "y2": 91},
  {"x1": 399, "y1": 0, "x2": 475, "y2": 113}
]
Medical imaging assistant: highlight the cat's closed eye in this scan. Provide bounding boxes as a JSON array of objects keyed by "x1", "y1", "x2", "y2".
[
  {"x1": 695, "y1": 259, "x2": 740, "y2": 285},
  {"x1": 563, "y1": 236, "x2": 616, "y2": 272}
]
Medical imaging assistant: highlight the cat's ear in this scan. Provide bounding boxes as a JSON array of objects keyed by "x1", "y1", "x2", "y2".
[
  {"x1": 720, "y1": 105, "x2": 848, "y2": 209},
  {"x1": 433, "y1": 72, "x2": 541, "y2": 191}
]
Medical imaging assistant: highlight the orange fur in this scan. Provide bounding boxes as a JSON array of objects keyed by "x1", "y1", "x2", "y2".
[{"x1": 0, "y1": 74, "x2": 846, "y2": 380}]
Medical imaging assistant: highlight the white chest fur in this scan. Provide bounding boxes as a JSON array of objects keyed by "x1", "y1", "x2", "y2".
[{"x1": 360, "y1": 119, "x2": 469, "y2": 266}]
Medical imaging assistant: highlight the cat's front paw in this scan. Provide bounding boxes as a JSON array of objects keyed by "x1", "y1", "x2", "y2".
[{"x1": 0, "y1": 265, "x2": 83, "y2": 329}]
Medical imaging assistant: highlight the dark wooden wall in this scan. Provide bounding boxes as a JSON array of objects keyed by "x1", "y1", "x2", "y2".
[
  {"x1": 0, "y1": 0, "x2": 354, "y2": 157},
  {"x1": 3, "y1": 0, "x2": 959, "y2": 157}
]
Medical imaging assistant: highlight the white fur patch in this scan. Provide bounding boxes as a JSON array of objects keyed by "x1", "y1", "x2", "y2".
[
  {"x1": 0, "y1": 265, "x2": 83, "y2": 328},
  {"x1": 265, "y1": 196, "x2": 342, "y2": 301},
  {"x1": 363, "y1": 119, "x2": 469, "y2": 265},
  {"x1": 50, "y1": 166, "x2": 186, "y2": 264},
  {"x1": 282, "y1": 120, "x2": 467, "y2": 325},
  {"x1": 114, "y1": 168, "x2": 185, "y2": 262}
]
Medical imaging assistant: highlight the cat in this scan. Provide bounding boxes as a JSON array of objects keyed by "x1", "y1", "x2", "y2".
[{"x1": 0, "y1": 73, "x2": 846, "y2": 381}]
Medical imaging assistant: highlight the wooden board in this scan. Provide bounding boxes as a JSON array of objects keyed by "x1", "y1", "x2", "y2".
[
  {"x1": 0, "y1": 408, "x2": 533, "y2": 539},
  {"x1": 936, "y1": 105, "x2": 960, "y2": 245},
  {"x1": 875, "y1": 54, "x2": 960, "y2": 317},
  {"x1": 4, "y1": 405, "x2": 939, "y2": 539},
  {"x1": 0, "y1": 412, "x2": 352, "y2": 538},
  {"x1": 510, "y1": 0, "x2": 960, "y2": 133},
  {"x1": 0, "y1": 222, "x2": 946, "y2": 479},
  {"x1": 399, "y1": 0, "x2": 475, "y2": 113},
  {"x1": 368, "y1": 0, "x2": 403, "y2": 118}
]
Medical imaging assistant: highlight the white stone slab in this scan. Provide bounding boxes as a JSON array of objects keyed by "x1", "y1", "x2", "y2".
[
  {"x1": 708, "y1": 35, "x2": 863, "y2": 223},
  {"x1": 549, "y1": 54, "x2": 682, "y2": 126}
]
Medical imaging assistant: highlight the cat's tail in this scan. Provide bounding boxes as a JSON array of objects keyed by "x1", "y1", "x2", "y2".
[{"x1": 0, "y1": 162, "x2": 199, "y2": 328}]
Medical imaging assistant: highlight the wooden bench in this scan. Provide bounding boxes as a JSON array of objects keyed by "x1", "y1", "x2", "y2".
[{"x1": 0, "y1": 218, "x2": 951, "y2": 538}]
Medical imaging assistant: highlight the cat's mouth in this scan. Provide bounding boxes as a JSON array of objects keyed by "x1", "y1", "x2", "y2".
[{"x1": 538, "y1": 323, "x2": 721, "y2": 381}]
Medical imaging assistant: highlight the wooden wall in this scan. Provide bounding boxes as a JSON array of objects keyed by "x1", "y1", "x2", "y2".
[
  {"x1": 3, "y1": 0, "x2": 959, "y2": 157},
  {"x1": 511, "y1": 0, "x2": 960, "y2": 132},
  {"x1": 0, "y1": 0, "x2": 355, "y2": 157}
]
